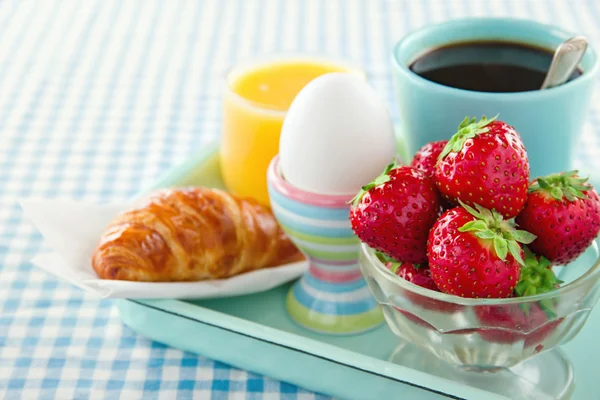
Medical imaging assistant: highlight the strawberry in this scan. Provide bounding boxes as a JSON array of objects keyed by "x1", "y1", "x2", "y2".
[
  {"x1": 377, "y1": 253, "x2": 439, "y2": 329},
  {"x1": 427, "y1": 202, "x2": 536, "y2": 298},
  {"x1": 474, "y1": 303, "x2": 562, "y2": 349},
  {"x1": 435, "y1": 116, "x2": 530, "y2": 219},
  {"x1": 411, "y1": 140, "x2": 454, "y2": 211},
  {"x1": 475, "y1": 247, "x2": 563, "y2": 347},
  {"x1": 379, "y1": 254, "x2": 439, "y2": 292},
  {"x1": 350, "y1": 163, "x2": 442, "y2": 263},
  {"x1": 516, "y1": 171, "x2": 600, "y2": 265},
  {"x1": 377, "y1": 253, "x2": 462, "y2": 330},
  {"x1": 411, "y1": 140, "x2": 448, "y2": 178}
]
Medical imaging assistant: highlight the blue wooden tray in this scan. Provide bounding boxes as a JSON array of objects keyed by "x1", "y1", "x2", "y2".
[{"x1": 116, "y1": 143, "x2": 600, "y2": 399}]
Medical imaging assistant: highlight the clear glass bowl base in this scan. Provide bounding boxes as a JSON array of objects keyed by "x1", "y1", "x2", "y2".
[{"x1": 388, "y1": 341, "x2": 574, "y2": 400}]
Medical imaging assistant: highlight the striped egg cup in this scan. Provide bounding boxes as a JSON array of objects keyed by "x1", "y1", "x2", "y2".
[{"x1": 267, "y1": 156, "x2": 384, "y2": 335}]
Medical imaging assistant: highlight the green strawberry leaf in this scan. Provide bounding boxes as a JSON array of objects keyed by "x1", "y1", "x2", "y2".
[
  {"x1": 494, "y1": 236, "x2": 508, "y2": 260},
  {"x1": 507, "y1": 240, "x2": 524, "y2": 265},
  {"x1": 389, "y1": 262, "x2": 402, "y2": 274},
  {"x1": 375, "y1": 251, "x2": 395, "y2": 263},
  {"x1": 457, "y1": 116, "x2": 473, "y2": 130},
  {"x1": 515, "y1": 281, "x2": 531, "y2": 297},
  {"x1": 475, "y1": 229, "x2": 496, "y2": 239},
  {"x1": 375, "y1": 251, "x2": 403, "y2": 274},
  {"x1": 563, "y1": 189, "x2": 576, "y2": 201},
  {"x1": 565, "y1": 186, "x2": 586, "y2": 200},
  {"x1": 528, "y1": 170, "x2": 592, "y2": 202},
  {"x1": 538, "y1": 256, "x2": 552, "y2": 270},
  {"x1": 350, "y1": 162, "x2": 396, "y2": 206},
  {"x1": 514, "y1": 246, "x2": 561, "y2": 299},
  {"x1": 451, "y1": 140, "x2": 463, "y2": 153},
  {"x1": 456, "y1": 201, "x2": 535, "y2": 266},
  {"x1": 349, "y1": 189, "x2": 367, "y2": 207},
  {"x1": 490, "y1": 208, "x2": 504, "y2": 222},
  {"x1": 522, "y1": 245, "x2": 536, "y2": 260},
  {"x1": 438, "y1": 115, "x2": 498, "y2": 160},
  {"x1": 550, "y1": 187, "x2": 563, "y2": 200},
  {"x1": 458, "y1": 199, "x2": 484, "y2": 219},
  {"x1": 523, "y1": 285, "x2": 538, "y2": 297},
  {"x1": 536, "y1": 178, "x2": 551, "y2": 190},
  {"x1": 475, "y1": 203, "x2": 496, "y2": 221},
  {"x1": 511, "y1": 230, "x2": 537, "y2": 244},
  {"x1": 458, "y1": 220, "x2": 488, "y2": 233}
]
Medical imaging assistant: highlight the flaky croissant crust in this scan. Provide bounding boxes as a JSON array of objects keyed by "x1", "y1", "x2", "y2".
[{"x1": 92, "y1": 187, "x2": 303, "y2": 281}]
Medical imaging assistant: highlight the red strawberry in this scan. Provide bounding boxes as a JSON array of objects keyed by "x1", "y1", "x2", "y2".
[
  {"x1": 381, "y1": 256, "x2": 439, "y2": 292},
  {"x1": 379, "y1": 257, "x2": 462, "y2": 335},
  {"x1": 516, "y1": 171, "x2": 600, "y2": 265},
  {"x1": 435, "y1": 116, "x2": 530, "y2": 219},
  {"x1": 393, "y1": 263, "x2": 436, "y2": 290},
  {"x1": 411, "y1": 140, "x2": 448, "y2": 178},
  {"x1": 427, "y1": 202, "x2": 536, "y2": 298},
  {"x1": 377, "y1": 253, "x2": 439, "y2": 329},
  {"x1": 411, "y1": 140, "x2": 454, "y2": 211},
  {"x1": 474, "y1": 303, "x2": 562, "y2": 348},
  {"x1": 475, "y1": 247, "x2": 563, "y2": 347},
  {"x1": 350, "y1": 163, "x2": 442, "y2": 263}
]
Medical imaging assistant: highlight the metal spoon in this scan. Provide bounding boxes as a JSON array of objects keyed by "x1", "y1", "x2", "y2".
[{"x1": 540, "y1": 36, "x2": 588, "y2": 90}]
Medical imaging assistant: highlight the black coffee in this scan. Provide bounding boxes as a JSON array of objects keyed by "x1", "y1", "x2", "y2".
[{"x1": 409, "y1": 40, "x2": 583, "y2": 93}]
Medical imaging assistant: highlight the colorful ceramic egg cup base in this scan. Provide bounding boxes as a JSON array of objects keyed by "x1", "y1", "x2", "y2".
[
  {"x1": 267, "y1": 156, "x2": 384, "y2": 335},
  {"x1": 285, "y1": 273, "x2": 384, "y2": 335}
]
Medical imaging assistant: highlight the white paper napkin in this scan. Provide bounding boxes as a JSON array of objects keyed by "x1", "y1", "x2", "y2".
[{"x1": 20, "y1": 199, "x2": 307, "y2": 299}]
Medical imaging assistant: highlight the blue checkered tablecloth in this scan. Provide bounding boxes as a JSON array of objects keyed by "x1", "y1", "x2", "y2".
[{"x1": 1, "y1": 0, "x2": 600, "y2": 399}]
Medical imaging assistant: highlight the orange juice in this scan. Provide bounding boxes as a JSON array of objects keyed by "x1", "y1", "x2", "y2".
[{"x1": 220, "y1": 57, "x2": 363, "y2": 206}]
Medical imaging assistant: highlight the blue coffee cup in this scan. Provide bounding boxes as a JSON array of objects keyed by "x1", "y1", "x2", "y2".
[{"x1": 392, "y1": 18, "x2": 598, "y2": 178}]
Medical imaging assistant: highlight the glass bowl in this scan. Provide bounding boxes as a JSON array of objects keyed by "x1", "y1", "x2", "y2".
[{"x1": 359, "y1": 238, "x2": 600, "y2": 371}]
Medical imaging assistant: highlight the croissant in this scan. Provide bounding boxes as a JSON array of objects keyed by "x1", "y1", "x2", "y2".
[{"x1": 91, "y1": 187, "x2": 303, "y2": 281}]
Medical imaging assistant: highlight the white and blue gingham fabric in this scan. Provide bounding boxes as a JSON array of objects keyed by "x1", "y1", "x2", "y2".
[{"x1": 1, "y1": 0, "x2": 600, "y2": 398}]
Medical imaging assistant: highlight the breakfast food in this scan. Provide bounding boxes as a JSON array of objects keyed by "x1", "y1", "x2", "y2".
[
  {"x1": 351, "y1": 114, "x2": 600, "y2": 304},
  {"x1": 475, "y1": 248, "x2": 563, "y2": 346},
  {"x1": 278, "y1": 73, "x2": 396, "y2": 195},
  {"x1": 427, "y1": 203, "x2": 534, "y2": 298},
  {"x1": 411, "y1": 140, "x2": 454, "y2": 210},
  {"x1": 350, "y1": 164, "x2": 442, "y2": 263},
  {"x1": 92, "y1": 187, "x2": 303, "y2": 282},
  {"x1": 411, "y1": 140, "x2": 448, "y2": 178},
  {"x1": 474, "y1": 302, "x2": 562, "y2": 347},
  {"x1": 378, "y1": 252, "x2": 439, "y2": 328},
  {"x1": 221, "y1": 57, "x2": 361, "y2": 205},
  {"x1": 378, "y1": 251, "x2": 463, "y2": 316},
  {"x1": 516, "y1": 171, "x2": 600, "y2": 265},
  {"x1": 435, "y1": 116, "x2": 530, "y2": 219},
  {"x1": 378, "y1": 252, "x2": 438, "y2": 292}
]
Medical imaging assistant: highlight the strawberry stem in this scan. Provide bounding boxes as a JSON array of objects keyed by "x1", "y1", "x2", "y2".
[
  {"x1": 349, "y1": 162, "x2": 396, "y2": 206},
  {"x1": 457, "y1": 200, "x2": 536, "y2": 265},
  {"x1": 438, "y1": 114, "x2": 498, "y2": 161},
  {"x1": 529, "y1": 170, "x2": 591, "y2": 202},
  {"x1": 375, "y1": 251, "x2": 402, "y2": 273},
  {"x1": 514, "y1": 247, "x2": 562, "y2": 297}
]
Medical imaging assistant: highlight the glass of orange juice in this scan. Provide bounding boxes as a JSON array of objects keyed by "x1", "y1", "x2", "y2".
[{"x1": 220, "y1": 55, "x2": 364, "y2": 206}]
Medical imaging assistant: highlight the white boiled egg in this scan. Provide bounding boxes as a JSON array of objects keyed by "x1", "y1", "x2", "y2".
[{"x1": 279, "y1": 72, "x2": 397, "y2": 195}]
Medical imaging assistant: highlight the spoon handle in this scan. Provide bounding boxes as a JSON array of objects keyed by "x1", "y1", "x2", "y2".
[{"x1": 541, "y1": 36, "x2": 588, "y2": 90}]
